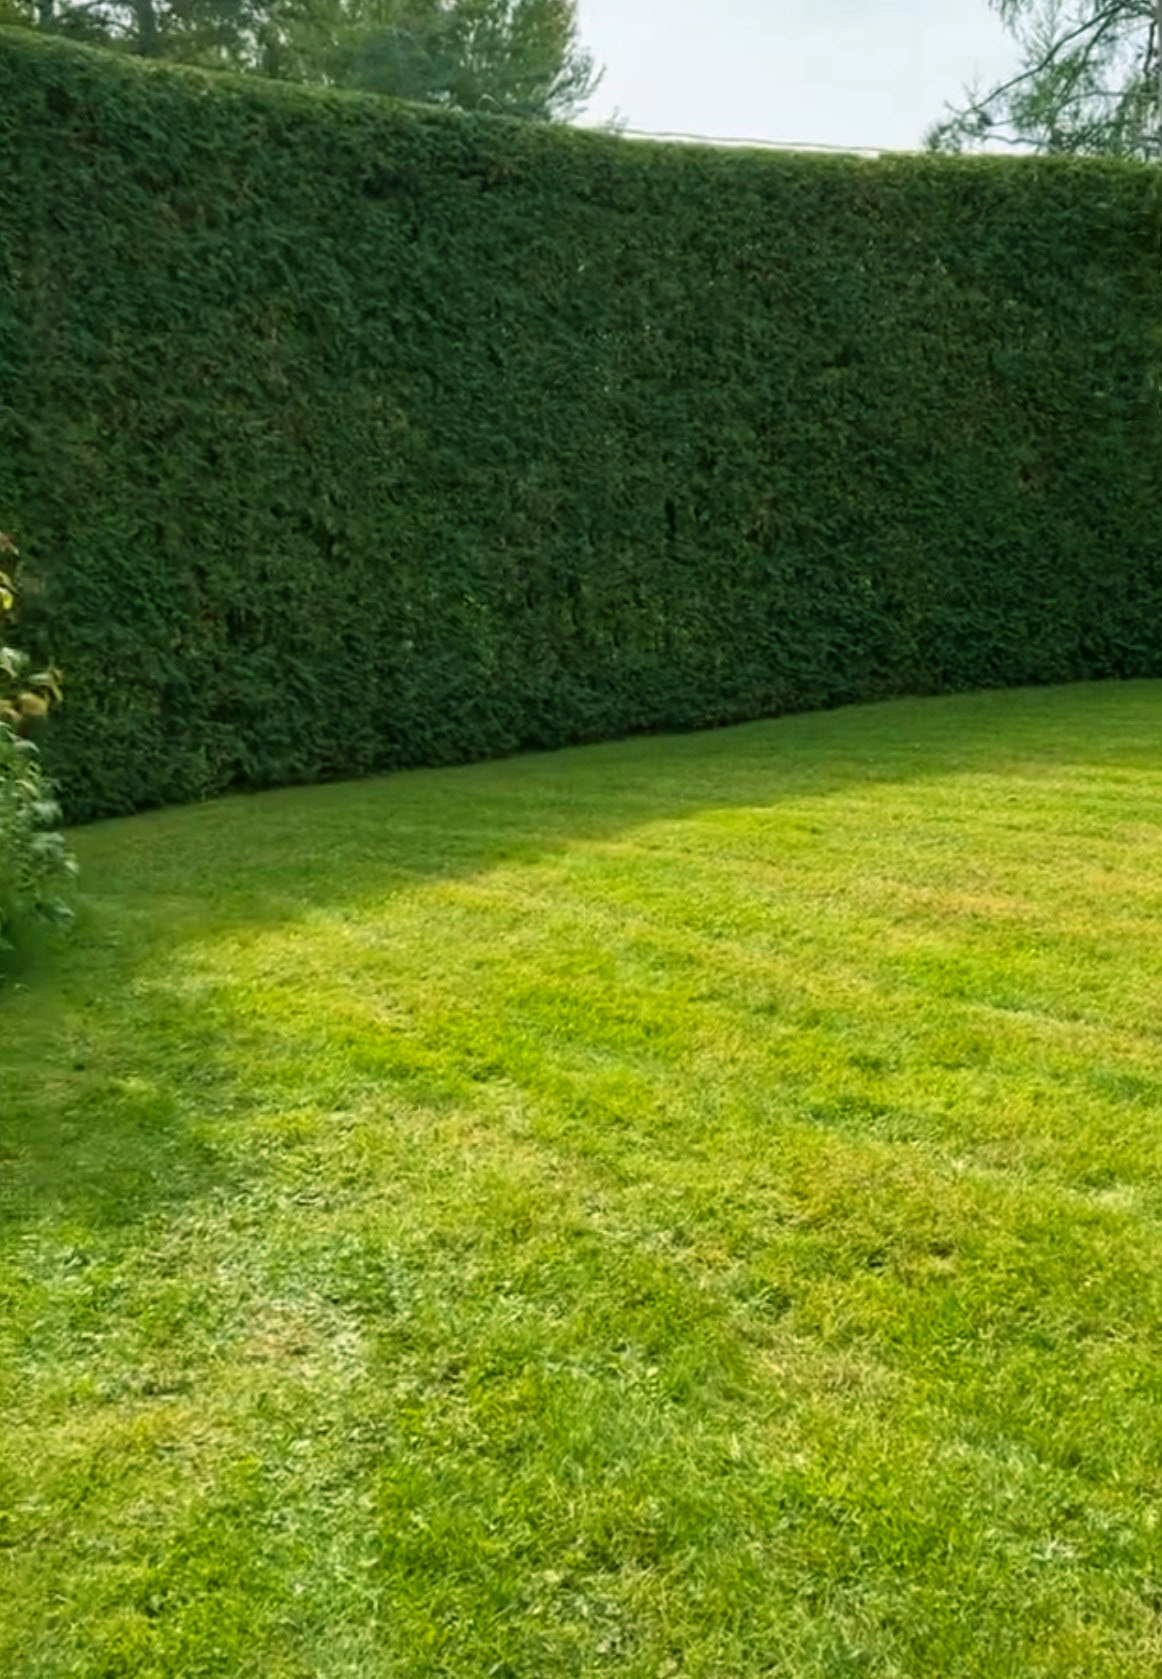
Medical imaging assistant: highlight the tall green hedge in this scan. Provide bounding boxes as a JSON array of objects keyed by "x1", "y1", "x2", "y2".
[{"x1": 2, "y1": 30, "x2": 1161, "y2": 821}]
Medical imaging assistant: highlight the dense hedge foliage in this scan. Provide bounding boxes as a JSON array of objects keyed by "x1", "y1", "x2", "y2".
[{"x1": 2, "y1": 30, "x2": 1161, "y2": 821}]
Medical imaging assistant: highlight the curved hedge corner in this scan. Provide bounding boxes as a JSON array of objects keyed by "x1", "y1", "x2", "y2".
[{"x1": 2, "y1": 29, "x2": 1161, "y2": 821}]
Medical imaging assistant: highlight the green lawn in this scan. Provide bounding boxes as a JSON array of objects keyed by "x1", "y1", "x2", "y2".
[{"x1": 3, "y1": 681, "x2": 1162, "y2": 1678}]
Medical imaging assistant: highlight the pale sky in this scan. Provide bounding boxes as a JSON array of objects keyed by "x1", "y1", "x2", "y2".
[{"x1": 576, "y1": 0, "x2": 1022, "y2": 152}]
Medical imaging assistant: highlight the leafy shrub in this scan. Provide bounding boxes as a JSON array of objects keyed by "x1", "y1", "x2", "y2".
[{"x1": 0, "y1": 534, "x2": 76, "y2": 949}]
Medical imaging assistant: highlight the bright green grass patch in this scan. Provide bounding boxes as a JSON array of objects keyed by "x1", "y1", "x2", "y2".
[{"x1": 3, "y1": 682, "x2": 1162, "y2": 1677}]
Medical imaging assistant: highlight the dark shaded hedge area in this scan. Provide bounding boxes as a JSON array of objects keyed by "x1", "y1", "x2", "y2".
[{"x1": 2, "y1": 30, "x2": 1161, "y2": 821}]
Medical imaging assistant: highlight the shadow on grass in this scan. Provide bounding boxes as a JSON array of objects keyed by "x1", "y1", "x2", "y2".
[{"x1": 3, "y1": 679, "x2": 1160, "y2": 1243}]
